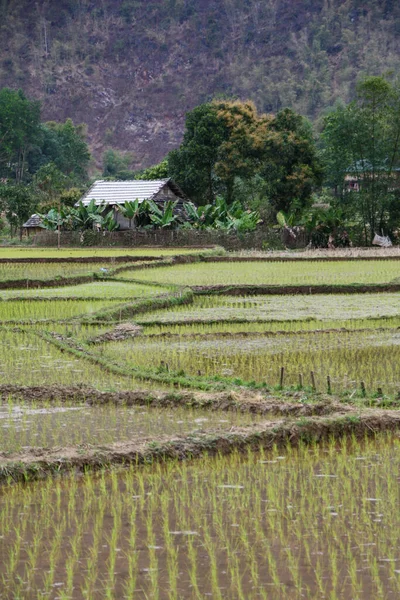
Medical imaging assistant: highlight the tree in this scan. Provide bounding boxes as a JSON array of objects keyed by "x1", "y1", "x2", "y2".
[
  {"x1": 168, "y1": 102, "x2": 228, "y2": 205},
  {"x1": 42, "y1": 119, "x2": 91, "y2": 181},
  {"x1": 136, "y1": 159, "x2": 169, "y2": 180},
  {"x1": 102, "y1": 149, "x2": 134, "y2": 179},
  {"x1": 169, "y1": 100, "x2": 321, "y2": 213},
  {"x1": 262, "y1": 108, "x2": 324, "y2": 215},
  {"x1": 0, "y1": 88, "x2": 41, "y2": 182},
  {"x1": 321, "y1": 76, "x2": 400, "y2": 242},
  {"x1": 0, "y1": 183, "x2": 38, "y2": 238},
  {"x1": 34, "y1": 162, "x2": 68, "y2": 249},
  {"x1": 34, "y1": 162, "x2": 67, "y2": 203},
  {"x1": 169, "y1": 100, "x2": 271, "y2": 205},
  {"x1": 71, "y1": 200, "x2": 107, "y2": 230},
  {"x1": 184, "y1": 195, "x2": 260, "y2": 232}
]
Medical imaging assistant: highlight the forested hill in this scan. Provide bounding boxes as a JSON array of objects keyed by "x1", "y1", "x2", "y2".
[{"x1": 1, "y1": 0, "x2": 399, "y2": 168}]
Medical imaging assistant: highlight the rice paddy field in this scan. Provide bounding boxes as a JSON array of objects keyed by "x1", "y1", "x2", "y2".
[
  {"x1": 0, "y1": 262, "x2": 140, "y2": 282},
  {"x1": 0, "y1": 329, "x2": 147, "y2": 390},
  {"x1": 0, "y1": 281, "x2": 174, "y2": 300},
  {"x1": 137, "y1": 292, "x2": 400, "y2": 324},
  {"x1": 0, "y1": 247, "x2": 216, "y2": 259},
  {"x1": 0, "y1": 401, "x2": 263, "y2": 454},
  {"x1": 2, "y1": 435, "x2": 400, "y2": 599},
  {"x1": 121, "y1": 259, "x2": 400, "y2": 286},
  {"x1": 2, "y1": 249, "x2": 400, "y2": 599}
]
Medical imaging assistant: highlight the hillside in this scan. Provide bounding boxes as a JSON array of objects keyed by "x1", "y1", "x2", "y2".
[{"x1": 1, "y1": 0, "x2": 400, "y2": 169}]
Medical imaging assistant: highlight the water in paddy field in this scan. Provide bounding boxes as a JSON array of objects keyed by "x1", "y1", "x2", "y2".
[
  {"x1": 1, "y1": 434, "x2": 399, "y2": 598},
  {"x1": 0, "y1": 402, "x2": 266, "y2": 454},
  {"x1": 101, "y1": 329, "x2": 400, "y2": 394}
]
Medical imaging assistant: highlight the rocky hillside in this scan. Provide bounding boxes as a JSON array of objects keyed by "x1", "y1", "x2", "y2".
[{"x1": 1, "y1": 0, "x2": 399, "y2": 168}]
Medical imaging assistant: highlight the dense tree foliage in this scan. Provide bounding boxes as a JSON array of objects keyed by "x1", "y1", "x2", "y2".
[
  {"x1": 0, "y1": 89, "x2": 90, "y2": 184},
  {"x1": 321, "y1": 76, "x2": 400, "y2": 242},
  {"x1": 0, "y1": 87, "x2": 91, "y2": 236},
  {"x1": 169, "y1": 100, "x2": 322, "y2": 214},
  {"x1": 0, "y1": 88, "x2": 41, "y2": 182}
]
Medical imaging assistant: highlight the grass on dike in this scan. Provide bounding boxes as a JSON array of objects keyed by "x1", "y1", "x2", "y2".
[
  {"x1": 1, "y1": 434, "x2": 399, "y2": 599},
  {"x1": 120, "y1": 259, "x2": 400, "y2": 286}
]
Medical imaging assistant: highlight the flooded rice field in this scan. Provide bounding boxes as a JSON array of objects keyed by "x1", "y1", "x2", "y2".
[
  {"x1": 137, "y1": 293, "x2": 400, "y2": 325},
  {"x1": 98, "y1": 329, "x2": 400, "y2": 394},
  {"x1": 0, "y1": 402, "x2": 264, "y2": 453},
  {"x1": 1, "y1": 434, "x2": 399, "y2": 599}
]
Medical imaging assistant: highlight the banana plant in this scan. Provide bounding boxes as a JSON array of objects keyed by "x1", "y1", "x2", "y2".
[
  {"x1": 102, "y1": 211, "x2": 119, "y2": 231},
  {"x1": 71, "y1": 199, "x2": 107, "y2": 230},
  {"x1": 184, "y1": 202, "x2": 217, "y2": 228},
  {"x1": 39, "y1": 207, "x2": 71, "y2": 231},
  {"x1": 117, "y1": 199, "x2": 146, "y2": 228},
  {"x1": 147, "y1": 199, "x2": 180, "y2": 229}
]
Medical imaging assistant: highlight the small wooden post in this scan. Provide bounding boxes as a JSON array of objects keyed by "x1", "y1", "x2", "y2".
[
  {"x1": 299, "y1": 373, "x2": 303, "y2": 389},
  {"x1": 279, "y1": 366, "x2": 285, "y2": 389},
  {"x1": 327, "y1": 375, "x2": 331, "y2": 394},
  {"x1": 361, "y1": 381, "x2": 366, "y2": 397},
  {"x1": 311, "y1": 371, "x2": 316, "y2": 391}
]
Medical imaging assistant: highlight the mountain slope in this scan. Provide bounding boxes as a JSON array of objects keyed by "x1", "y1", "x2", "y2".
[{"x1": 1, "y1": 0, "x2": 399, "y2": 168}]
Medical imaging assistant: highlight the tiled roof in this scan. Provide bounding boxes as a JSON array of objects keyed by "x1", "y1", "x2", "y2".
[{"x1": 79, "y1": 179, "x2": 176, "y2": 206}]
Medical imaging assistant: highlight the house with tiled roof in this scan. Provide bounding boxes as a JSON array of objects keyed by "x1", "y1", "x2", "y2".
[{"x1": 78, "y1": 179, "x2": 189, "y2": 229}]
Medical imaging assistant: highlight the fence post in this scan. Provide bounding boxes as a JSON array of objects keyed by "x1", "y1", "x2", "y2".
[
  {"x1": 311, "y1": 371, "x2": 316, "y2": 391},
  {"x1": 279, "y1": 367, "x2": 285, "y2": 389}
]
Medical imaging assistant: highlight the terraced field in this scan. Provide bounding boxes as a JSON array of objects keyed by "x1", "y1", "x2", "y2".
[
  {"x1": 119, "y1": 259, "x2": 400, "y2": 286},
  {"x1": 1, "y1": 249, "x2": 400, "y2": 599}
]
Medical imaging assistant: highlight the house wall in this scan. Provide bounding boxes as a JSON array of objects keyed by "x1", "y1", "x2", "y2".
[
  {"x1": 153, "y1": 185, "x2": 180, "y2": 202},
  {"x1": 113, "y1": 208, "x2": 132, "y2": 230}
]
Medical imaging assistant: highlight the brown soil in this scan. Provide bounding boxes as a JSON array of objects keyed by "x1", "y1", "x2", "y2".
[
  {"x1": 89, "y1": 322, "x2": 143, "y2": 342},
  {"x1": 1, "y1": 409, "x2": 399, "y2": 483},
  {"x1": 0, "y1": 384, "x2": 345, "y2": 416}
]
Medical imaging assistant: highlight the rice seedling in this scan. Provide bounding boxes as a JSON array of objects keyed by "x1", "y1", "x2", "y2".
[
  {"x1": 2, "y1": 248, "x2": 400, "y2": 600},
  {"x1": 97, "y1": 328, "x2": 400, "y2": 395},
  {"x1": 234, "y1": 247, "x2": 400, "y2": 258},
  {"x1": 123, "y1": 259, "x2": 400, "y2": 286},
  {"x1": 0, "y1": 261, "x2": 135, "y2": 282},
  {"x1": 1, "y1": 434, "x2": 400, "y2": 599},
  {"x1": 141, "y1": 314, "x2": 400, "y2": 337},
  {"x1": 0, "y1": 299, "x2": 123, "y2": 322},
  {"x1": 0, "y1": 399, "x2": 264, "y2": 454},
  {"x1": 0, "y1": 281, "x2": 173, "y2": 300},
  {"x1": 0, "y1": 247, "x2": 220, "y2": 259},
  {"x1": 0, "y1": 329, "x2": 150, "y2": 390},
  {"x1": 136, "y1": 292, "x2": 400, "y2": 325}
]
